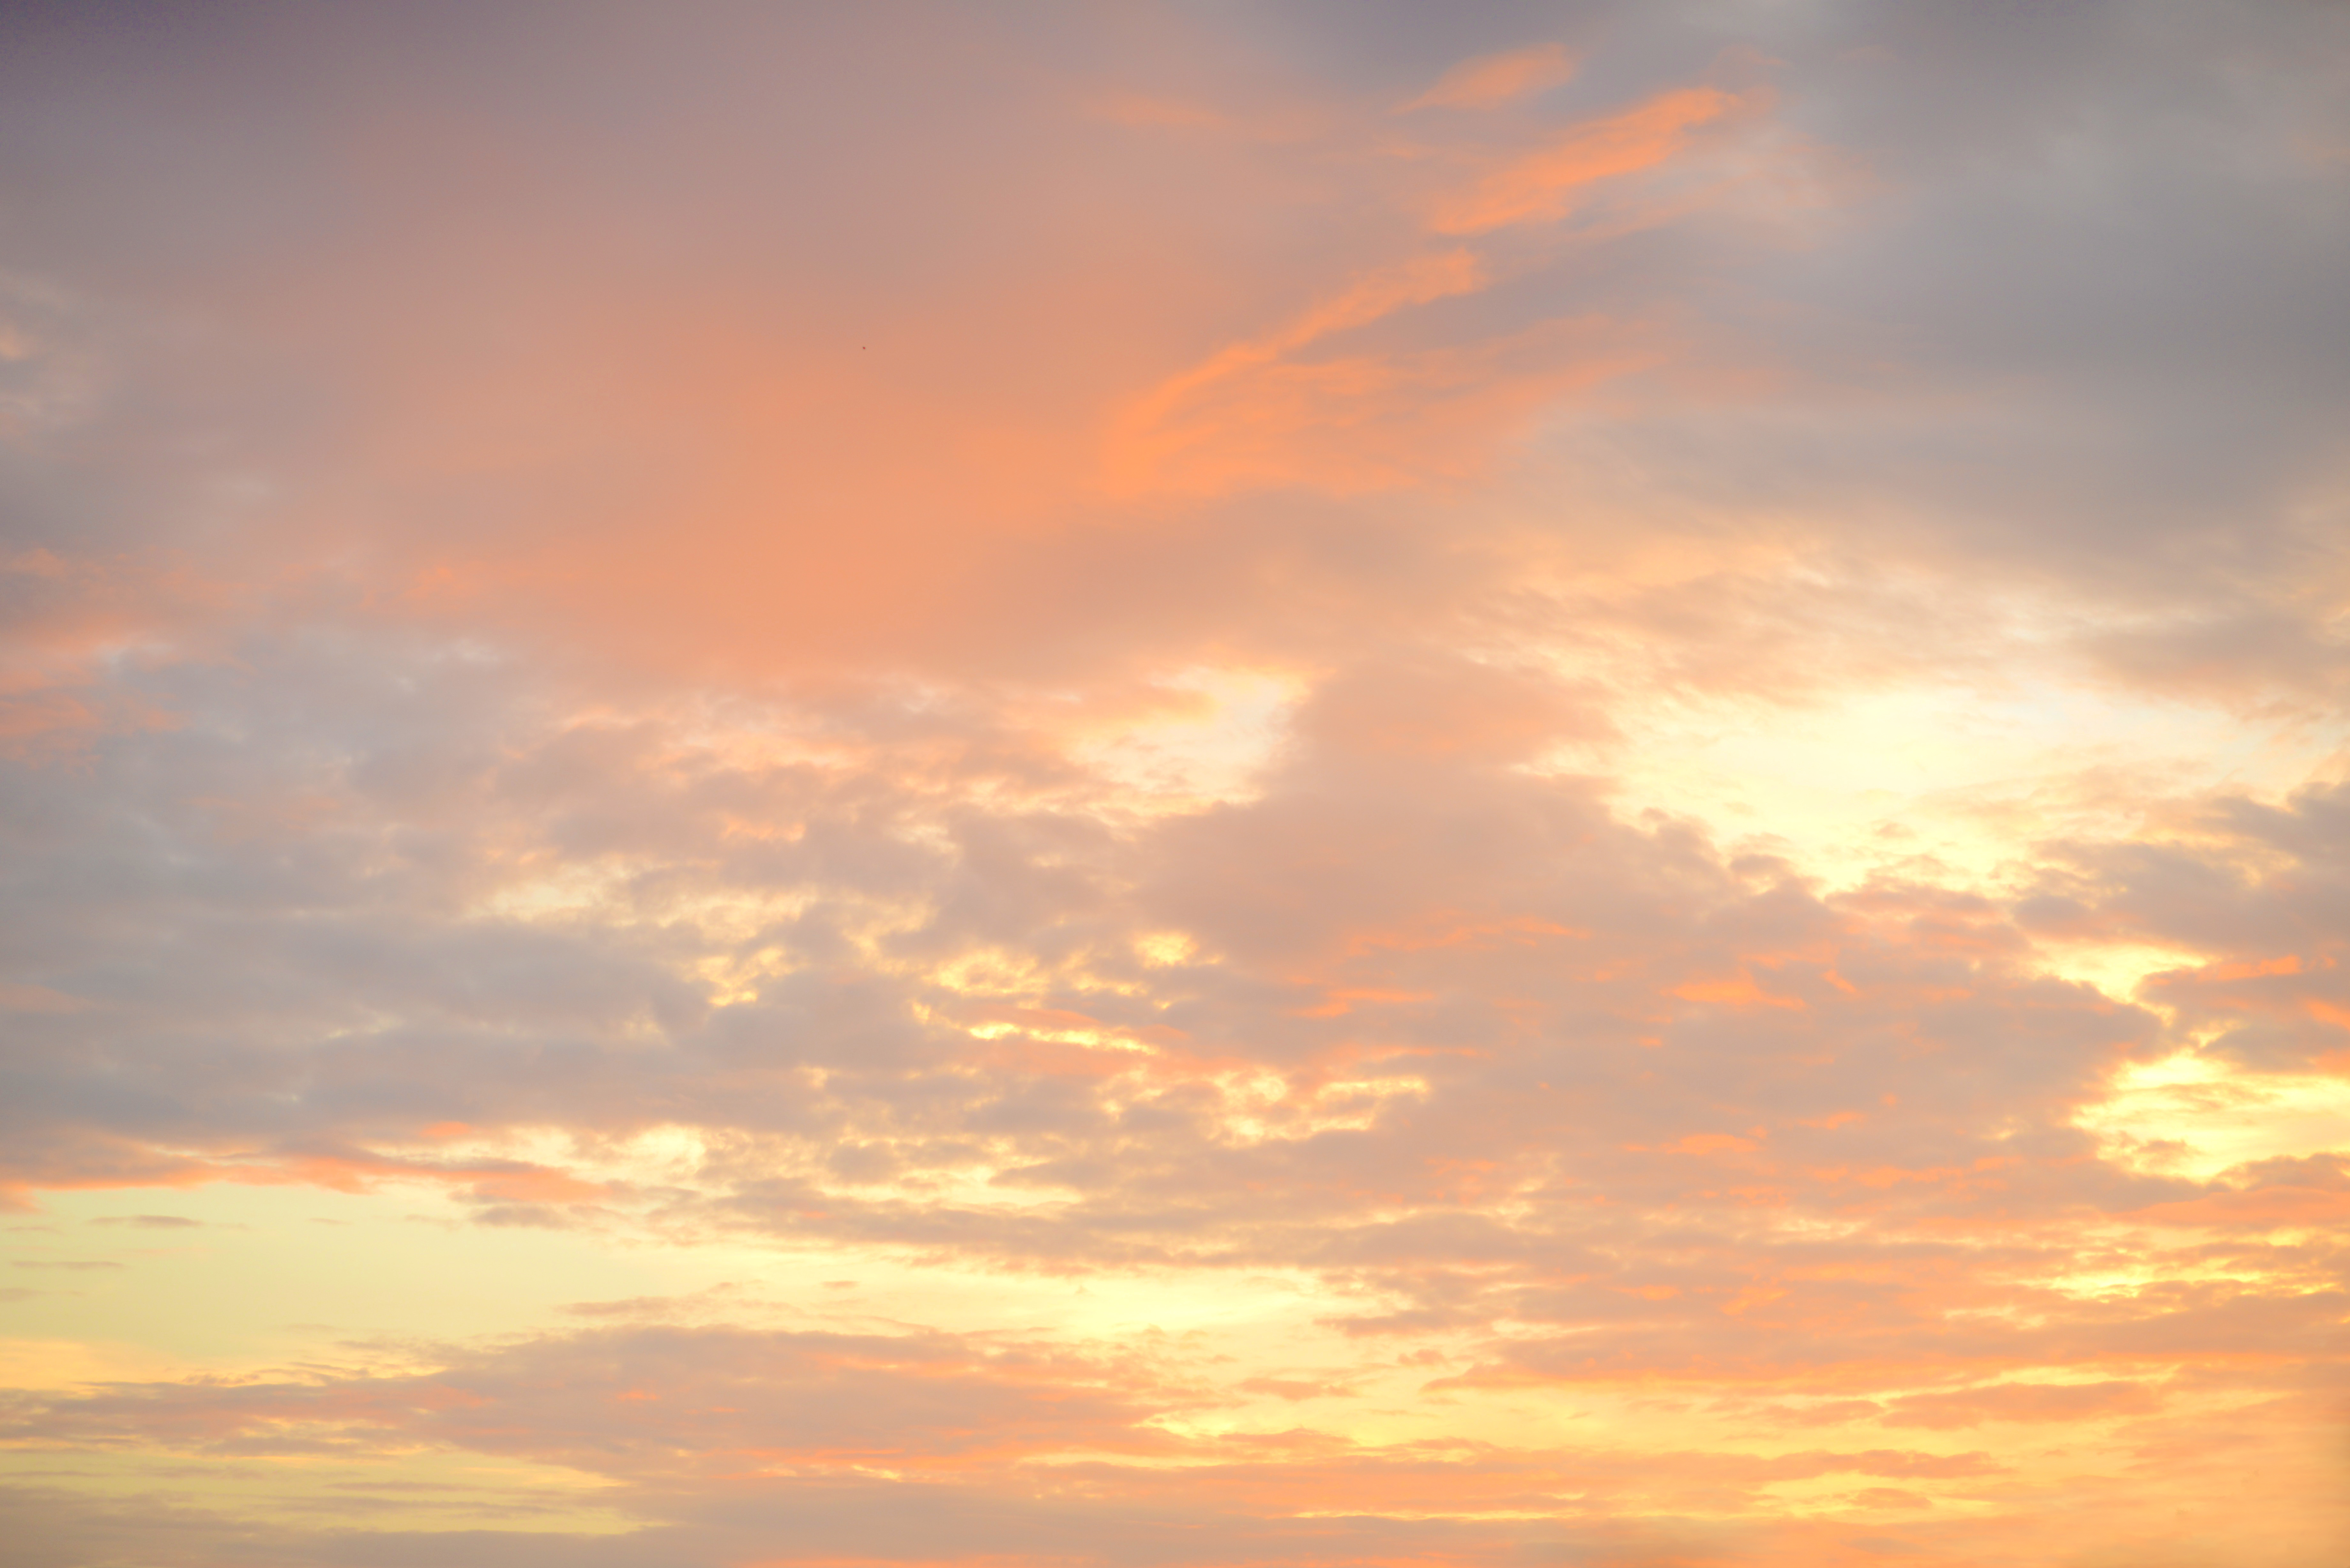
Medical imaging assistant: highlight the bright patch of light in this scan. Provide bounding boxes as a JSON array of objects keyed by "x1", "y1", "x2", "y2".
[
  {"x1": 2076, "y1": 1052, "x2": 2350, "y2": 1179},
  {"x1": 1066, "y1": 666, "x2": 1304, "y2": 813}
]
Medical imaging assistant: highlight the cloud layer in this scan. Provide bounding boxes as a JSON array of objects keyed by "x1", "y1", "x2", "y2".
[{"x1": 1, "y1": 3, "x2": 2346, "y2": 1565}]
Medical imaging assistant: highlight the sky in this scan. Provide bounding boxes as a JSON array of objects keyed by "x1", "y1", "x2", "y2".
[{"x1": 1, "y1": 3, "x2": 2347, "y2": 1565}]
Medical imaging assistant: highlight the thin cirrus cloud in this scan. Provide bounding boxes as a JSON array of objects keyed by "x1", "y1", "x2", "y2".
[
  {"x1": 0, "y1": 3, "x2": 2346, "y2": 1567},
  {"x1": 1402, "y1": 41, "x2": 1581, "y2": 112}
]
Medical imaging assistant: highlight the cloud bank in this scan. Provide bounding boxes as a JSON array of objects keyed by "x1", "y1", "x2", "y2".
[{"x1": 0, "y1": 3, "x2": 2345, "y2": 1565}]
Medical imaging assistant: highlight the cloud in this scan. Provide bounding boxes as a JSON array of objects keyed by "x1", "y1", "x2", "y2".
[
  {"x1": 2024, "y1": 783, "x2": 2350, "y2": 1070},
  {"x1": 1404, "y1": 43, "x2": 1579, "y2": 112},
  {"x1": 1426, "y1": 86, "x2": 1750, "y2": 235},
  {"x1": 1879, "y1": 1379, "x2": 2163, "y2": 1429},
  {"x1": 0, "y1": 1321, "x2": 2062, "y2": 1565},
  {"x1": 2, "y1": 1324, "x2": 1170, "y2": 1470},
  {"x1": 0, "y1": 3, "x2": 2345, "y2": 1565},
  {"x1": 0, "y1": 982, "x2": 90, "y2": 1014}
]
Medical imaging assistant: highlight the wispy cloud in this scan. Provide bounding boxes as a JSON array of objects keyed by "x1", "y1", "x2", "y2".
[{"x1": 1403, "y1": 43, "x2": 1581, "y2": 113}]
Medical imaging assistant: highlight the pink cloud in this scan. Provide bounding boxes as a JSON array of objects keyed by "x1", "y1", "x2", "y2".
[{"x1": 1404, "y1": 44, "x2": 1581, "y2": 113}]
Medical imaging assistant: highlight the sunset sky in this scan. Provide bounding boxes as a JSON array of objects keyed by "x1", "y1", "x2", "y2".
[{"x1": 2, "y1": 4, "x2": 2348, "y2": 1566}]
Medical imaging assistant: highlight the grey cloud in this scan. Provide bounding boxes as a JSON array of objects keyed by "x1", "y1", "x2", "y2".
[{"x1": 2026, "y1": 782, "x2": 2350, "y2": 1069}]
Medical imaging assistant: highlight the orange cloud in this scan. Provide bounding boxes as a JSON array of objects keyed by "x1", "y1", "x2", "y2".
[
  {"x1": 1429, "y1": 86, "x2": 1747, "y2": 234},
  {"x1": 1880, "y1": 1379, "x2": 2163, "y2": 1429},
  {"x1": 1104, "y1": 250, "x2": 1490, "y2": 494},
  {"x1": 1107, "y1": 310, "x2": 1667, "y2": 498},
  {"x1": 1403, "y1": 43, "x2": 1579, "y2": 112}
]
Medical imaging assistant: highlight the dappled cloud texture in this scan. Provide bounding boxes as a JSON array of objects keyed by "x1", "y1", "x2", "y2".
[{"x1": 2, "y1": 3, "x2": 2348, "y2": 1566}]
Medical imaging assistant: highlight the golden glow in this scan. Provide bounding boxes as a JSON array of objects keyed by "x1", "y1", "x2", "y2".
[{"x1": 2078, "y1": 1053, "x2": 2350, "y2": 1179}]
